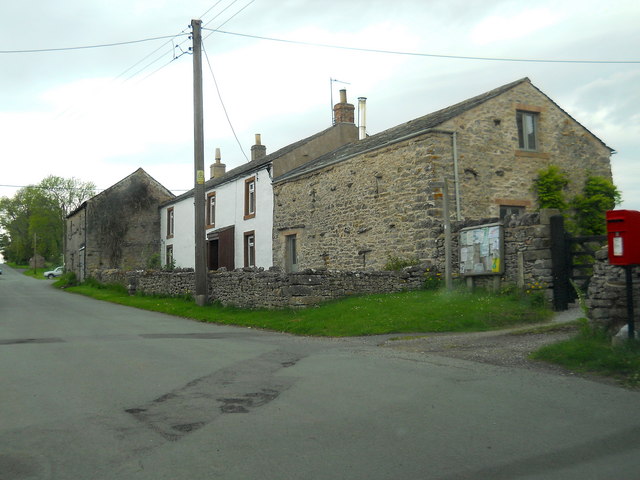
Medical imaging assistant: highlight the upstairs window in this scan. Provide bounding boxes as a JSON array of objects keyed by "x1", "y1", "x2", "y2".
[
  {"x1": 206, "y1": 192, "x2": 216, "y2": 228},
  {"x1": 516, "y1": 111, "x2": 538, "y2": 151},
  {"x1": 166, "y1": 207, "x2": 174, "y2": 238},
  {"x1": 244, "y1": 177, "x2": 256, "y2": 219}
]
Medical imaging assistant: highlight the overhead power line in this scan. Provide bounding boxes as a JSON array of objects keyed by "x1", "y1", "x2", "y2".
[
  {"x1": 0, "y1": 34, "x2": 187, "y2": 54},
  {"x1": 204, "y1": 28, "x2": 640, "y2": 64},
  {"x1": 202, "y1": 42, "x2": 249, "y2": 162}
]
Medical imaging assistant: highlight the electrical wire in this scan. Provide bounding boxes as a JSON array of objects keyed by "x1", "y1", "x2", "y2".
[
  {"x1": 0, "y1": 184, "x2": 190, "y2": 193},
  {"x1": 0, "y1": 34, "x2": 185, "y2": 54},
  {"x1": 204, "y1": 28, "x2": 640, "y2": 65},
  {"x1": 203, "y1": 0, "x2": 255, "y2": 40},
  {"x1": 202, "y1": 41, "x2": 250, "y2": 162}
]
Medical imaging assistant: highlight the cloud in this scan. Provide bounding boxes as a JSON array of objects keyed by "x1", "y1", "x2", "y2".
[{"x1": 469, "y1": 7, "x2": 562, "y2": 46}]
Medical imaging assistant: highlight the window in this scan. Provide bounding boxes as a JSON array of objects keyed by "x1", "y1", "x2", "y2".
[
  {"x1": 166, "y1": 207, "x2": 174, "y2": 238},
  {"x1": 244, "y1": 231, "x2": 255, "y2": 267},
  {"x1": 206, "y1": 192, "x2": 216, "y2": 228},
  {"x1": 500, "y1": 205, "x2": 525, "y2": 220},
  {"x1": 516, "y1": 111, "x2": 538, "y2": 151},
  {"x1": 165, "y1": 244, "x2": 174, "y2": 267},
  {"x1": 286, "y1": 234, "x2": 298, "y2": 272},
  {"x1": 244, "y1": 177, "x2": 256, "y2": 219}
]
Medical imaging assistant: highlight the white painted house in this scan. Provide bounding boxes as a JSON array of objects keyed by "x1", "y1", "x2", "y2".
[{"x1": 160, "y1": 95, "x2": 359, "y2": 270}]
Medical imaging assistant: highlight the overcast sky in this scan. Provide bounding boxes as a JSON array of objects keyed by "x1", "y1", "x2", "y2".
[{"x1": 1, "y1": 0, "x2": 638, "y2": 211}]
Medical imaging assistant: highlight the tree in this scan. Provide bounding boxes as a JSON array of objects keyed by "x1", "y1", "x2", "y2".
[
  {"x1": 39, "y1": 175, "x2": 96, "y2": 219},
  {"x1": 0, "y1": 177, "x2": 95, "y2": 264}
]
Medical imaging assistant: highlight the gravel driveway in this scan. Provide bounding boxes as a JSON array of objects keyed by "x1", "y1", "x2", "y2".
[{"x1": 380, "y1": 307, "x2": 586, "y2": 375}]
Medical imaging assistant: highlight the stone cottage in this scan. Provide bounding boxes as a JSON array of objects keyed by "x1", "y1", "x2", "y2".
[
  {"x1": 272, "y1": 77, "x2": 613, "y2": 271},
  {"x1": 66, "y1": 168, "x2": 174, "y2": 281},
  {"x1": 160, "y1": 93, "x2": 358, "y2": 270}
]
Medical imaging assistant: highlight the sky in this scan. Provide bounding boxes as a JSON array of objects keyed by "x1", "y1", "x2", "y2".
[{"x1": 1, "y1": 0, "x2": 639, "y2": 212}]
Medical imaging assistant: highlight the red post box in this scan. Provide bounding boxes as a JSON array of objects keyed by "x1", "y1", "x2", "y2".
[{"x1": 606, "y1": 210, "x2": 640, "y2": 265}]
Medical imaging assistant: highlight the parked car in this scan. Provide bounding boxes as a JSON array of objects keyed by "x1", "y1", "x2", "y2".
[{"x1": 44, "y1": 266, "x2": 64, "y2": 279}]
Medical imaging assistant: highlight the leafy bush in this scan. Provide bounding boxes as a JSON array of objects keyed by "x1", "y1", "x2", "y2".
[
  {"x1": 572, "y1": 176, "x2": 621, "y2": 235},
  {"x1": 53, "y1": 272, "x2": 78, "y2": 288},
  {"x1": 423, "y1": 268, "x2": 443, "y2": 290},
  {"x1": 147, "y1": 253, "x2": 161, "y2": 270}
]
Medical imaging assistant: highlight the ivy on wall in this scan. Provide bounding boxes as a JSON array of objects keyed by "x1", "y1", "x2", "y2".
[{"x1": 87, "y1": 178, "x2": 155, "y2": 268}]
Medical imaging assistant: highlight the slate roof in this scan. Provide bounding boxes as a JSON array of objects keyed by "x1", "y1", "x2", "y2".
[
  {"x1": 164, "y1": 124, "x2": 344, "y2": 206},
  {"x1": 67, "y1": 168, "x2": 174, "y2": 218},
  {"x1": 274, "y1": 77, "x2": 613, "y2": 183}
]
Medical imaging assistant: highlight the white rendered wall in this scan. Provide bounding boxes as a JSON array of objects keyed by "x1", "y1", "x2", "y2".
[
  {"x1": 205, "y1": 166, "x2": 273, "y2": 269},
  {"x1": 161, "y1": 165, "x2": 274, "y2": 271},
  {"x1": 160, "y1": 198, "x2": 195, "y2": 269}
]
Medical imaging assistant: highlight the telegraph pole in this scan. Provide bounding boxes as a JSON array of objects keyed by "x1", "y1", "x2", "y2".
[{"x1": 192, "y1": 19, "x2": 207, "y2": 306}]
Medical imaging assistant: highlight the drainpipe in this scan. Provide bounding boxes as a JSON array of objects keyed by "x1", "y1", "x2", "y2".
[{"x1": 452, "y1": 132, "x2": 461, "y2": 221}]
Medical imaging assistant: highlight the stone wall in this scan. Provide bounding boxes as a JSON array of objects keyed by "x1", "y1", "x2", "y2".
[
  {"x1": 94, "y1": 265, "x2": 430, "y2": 309},
  {"x1": 588, "y1": 247, "x2": 640, "y2": 331},
  {"x1": 273, "y1": 134, "x2": 451, "y2": 271},
  {"x1": 441, "y1": 81, "x2": 612, "y2": 219},
  {"x1": 92, "y1": 211, "x2": 557, "y2": 309}
]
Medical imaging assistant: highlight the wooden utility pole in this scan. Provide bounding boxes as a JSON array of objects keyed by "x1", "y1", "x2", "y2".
[{"x1": 192, "y1": 19, "x2": 207, "y2": 306}]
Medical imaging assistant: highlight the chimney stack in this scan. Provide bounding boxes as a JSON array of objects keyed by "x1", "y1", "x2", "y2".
[
  {"x1": 210, "y1": 148, "x2": 226, "y2": 179},
  {"x1": 251, "y1": 133, "x2": 267, "y2": 162},
  {"x1": 333, "y1": 89, "x2": 355, "y2": 124}
]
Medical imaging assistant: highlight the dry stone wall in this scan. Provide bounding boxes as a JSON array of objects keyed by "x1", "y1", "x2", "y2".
[
  {"x1": 94, "y1": 266, "x2": 430, "y2": 309},
  {"x1": 588, "y1": 247, "x2": 640, "y2": 331}
]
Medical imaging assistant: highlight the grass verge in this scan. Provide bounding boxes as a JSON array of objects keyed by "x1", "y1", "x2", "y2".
[
  {"x1": 63, "y1": 282, "x2": 552, "y2": 337},
  {"x1": 531, "y1": 324, "x2": 640, "y2": 388},
  {"x1": 6, "y1": 262, "x2": 52, "y2": 279}
]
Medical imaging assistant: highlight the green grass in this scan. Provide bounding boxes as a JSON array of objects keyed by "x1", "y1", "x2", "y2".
[
  {"x1": 63, "y1": 283, "x2": 552, "y2": 337},
  {"x1": 23, "y1": 268, "x2": 50, "y2": 279},
  {"x1": 531, "y1": 324, "x2": 640, "y2": 388},
  {"x1": 5, "y1": 262, "x2": 49, "y2": 279}
]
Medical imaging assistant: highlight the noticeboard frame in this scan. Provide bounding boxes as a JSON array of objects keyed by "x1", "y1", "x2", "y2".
[{"x1": 459, "y1": 222, "x2": 504, "y2": 277}]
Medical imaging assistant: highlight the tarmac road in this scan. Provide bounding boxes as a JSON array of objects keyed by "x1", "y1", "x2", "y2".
[{"x1": 1, "y1": 264, "x2": 639, "y2": 480}]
